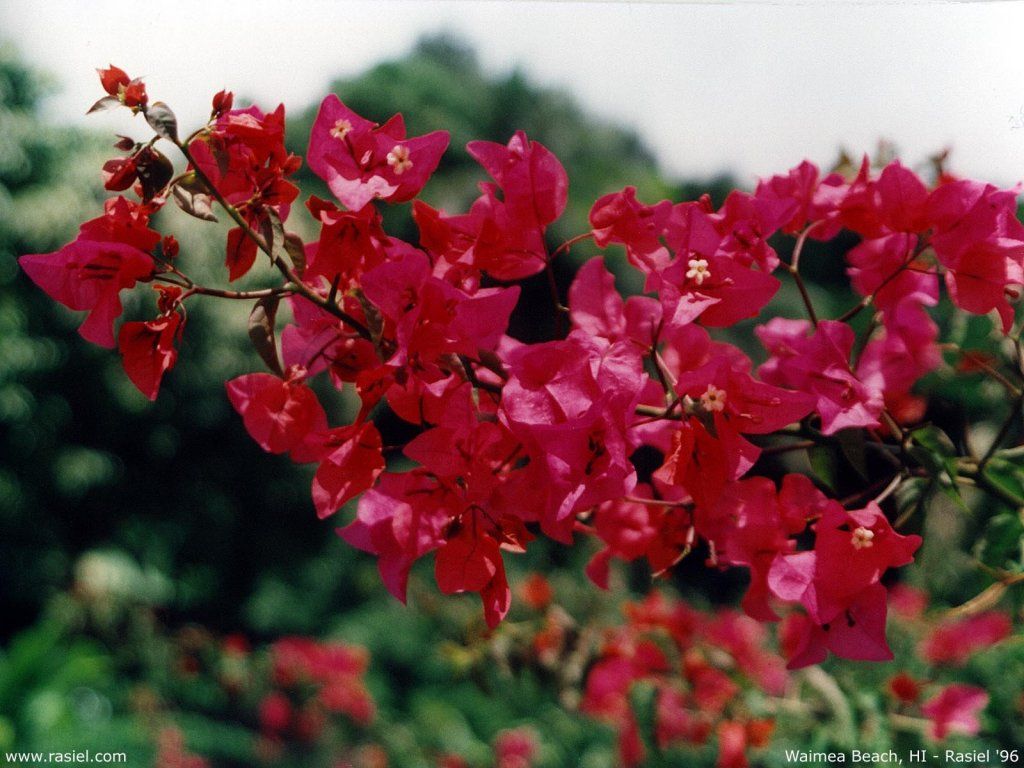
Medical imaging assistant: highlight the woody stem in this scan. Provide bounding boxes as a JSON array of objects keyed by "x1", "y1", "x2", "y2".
[{"x1": 172, "y1": 138, "x2": 373, "y2": 342}]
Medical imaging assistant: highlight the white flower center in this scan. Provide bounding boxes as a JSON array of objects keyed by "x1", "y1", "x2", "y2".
[
  {"x1": 851, "y1": 526, "x2": 875, "y2": 550},
  {"x1": 700, "y1": 384, "x2": 727, "y2": 412},
  {"x1": 330, "y1": 119, "x2": 353, "y2": 141},
  {"x1": 387, "y1": 144, "x2": 413, "y2": 175},
  {"x1": 686, "y1": 258, "x2": 711, "y2": 285}
]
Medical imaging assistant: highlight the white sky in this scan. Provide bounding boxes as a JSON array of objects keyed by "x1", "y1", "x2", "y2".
[{"x1": 3, "y1": 0, "x2": 1024, "y2": 188}]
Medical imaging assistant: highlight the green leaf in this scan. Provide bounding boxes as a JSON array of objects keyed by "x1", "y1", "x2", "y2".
[
  {"x1": 628, "y1": 681, "x2": 661, "y2": 764},
  {"x1": 809, "y1": 446, "x2": 839, "y2": 493},
  {"x1": 975, "y1": 511, "x2": 1024, "y2": 571},
  {"x1": 910, "y1": 425, "x2": 957, "y2": 464},
  {"x1": 894, "y1": 476, "x2": 928, "y2": 525},
  {"x1": 837, "y1": 428, "x2": 869, "y2": 481},
  {"x1": 985, "y1": 455, "x2": 1024, "y2": 499},
  {"x1": 910, "y1": 426, "x2": 966, "y2": 510}
]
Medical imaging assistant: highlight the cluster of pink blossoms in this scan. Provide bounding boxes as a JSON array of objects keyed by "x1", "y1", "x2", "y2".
[
  {"x1": 581, "y1": 592, "x2": 781, "y2": 768},
  {"x1": 19, "y1": 69, "x2": 1024, "y2": 674},
  {"x1": 260, "y1": 637, "x2": 376, "y2": 740}
]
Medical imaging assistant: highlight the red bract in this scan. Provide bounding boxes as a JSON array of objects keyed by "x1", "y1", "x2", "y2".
[
  {"x1": 653, "y1": 341, "x2": 815, "y2": 503},
  {"x1": 659, "y1": 201, "x2": 781, "y2": 327},
  {"x1": 259, "y1": 691, "x2": 292, "y2": 735},
  {"x1": 188, "y1": 103, "x2": 301, "y2": 280},
  {"x1": 281, "y1": 294, "x2": 378, "y2": 385},
  {"x1": 768, "y1": 501, "x2": 921, "y2": 667},
  {"x1": 311, "y1": 422, "x2": 385, "y2": 519},
  {"x1": 709, "y1": 190, "x2": 793, "y2": 272},
  {"x1": 338, "y1": 471, "x2": 449, "y2": 604},
  {"x1": 518, "y1": 573, "x2": 553, "y2": 611},
  {"x1": 500, "y1": 332, "x2": 643, "y2": 540},
  {"x1": 758, "y1": 319, "x2": 884, "y2": 434},
  {"x1": 102, "y1": 155, "x2": 138, "y2": 191},
  {"x1": 191, "y1": 104, "x2": 298, "y2": 205},
  {"x1": 19, "y1": 197, "x2": 158, "y2": 348},
  {"x1": 586, "y1": 485, "x2": 693, "y2": 589},
  {"x1": 97, "y1": 65, "x2": 130, "y2": 96},
  {"x1": 922, "y1": 684, "x2": 988, "y2": 740},
  {"x1": 338, "y1": 459, "x2": 520, "y2": 629},
  {"x1": 211, "y1": 89, "x2": 234, "y2": 116},
  {"x1": 838, "y1": 158, "x2": 930, "y2": 238},
  {"x1": 753, "y1": 159, "x2": 844, "y2": 237},
  {"x1": 464, "y1": 131, "x2": 568, "y2": 279},
  {"x1": 697, "y1": 476, "x2": 825, "y2": 621},
  {"x1": 435, "y1": 516, "x2": 503, "y2": 594},
  {"x1": 887, "y1": 672, "x2": 922, "y2": 704},
  {"x1": 358, "y1": 242, "x2": 519, "y2": 381},
  {"x1": 96, "y1": 65, "x2": 147, "y2": 109},
  {"x1": 308, "y1": 95, "x2": 449, "y2": 211},
  {"x1": 856, "y1": 297, "x2": 940, "y2": 422},
  {"x1": 118, "y1": 310, "x2": 184, "y2": 400},
  {"x1": 305, "y1": 196, "x2": 387, "y2": 287},
  {"x1": 590, "y1": 186, "x2": 672, "y2": 272},
  {"x1": 847, "y1": 233, "x2": 937, "y2": 313},
  {"x1": 494, "y1": 728, "x2": 539, "y2": 768},
  {"x1": 920, "y1": 611, "x2": 1012, "y2": 666},
  {"x1": 415, "y1": 131, "x2": 568, "y2": 281},
  {"x1": 777, "y1": 585, "x2": 892, "y2": 668},
  {"x1": 155, "y1": 727, "x2": 208, "y2": 768},
  {"x1": 715, "y1": 721, "x2": 749, "y2": 768},
  {"x1": 927, "y1": 180, "x2": 1024, "y2": 331},
  {"x1": 225, "y1": 367, "x2": 327, "y2": 456}
]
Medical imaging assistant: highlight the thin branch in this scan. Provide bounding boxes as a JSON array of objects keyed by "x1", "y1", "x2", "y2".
[
  {"x1": 978, "y1": 390, "x2": 1024, "y2": 473},
  {"x1": 783, "y1": 222, "x2": 823, "y2": 326},
  {"x1": 623, "y1": 496, "x2": 688, "y2": 508},
  {"x1": 872, "y1": 472, "x2": 904, "y2": 505},
  {"x1": 836, "y1": 236, "x2": 930, "y2": 323},
  {"x1": 958, "y1": 467, "x2": 1024, "y2": 509},
  {"x1": 172, "y1": 137, "x2": 373, "y2": 341},
  {"x1": 952, "y1": 347, "x2": 1023, "y2": 397},
  {"x1": 551, "y1": 232, "x2": 593, "y2": 260},
  {"x1": 786, "y1": 265, "x2": 818, "y2": 327},
  {"x1": 790, "y1": 220, "x2": 822, "y2": 272},
  {"x1": 457, "y1": 354, "x2": 503, "y2": 396},
  {"x1": 182, "y1": 285, "x2": 285, "y2": 301}
]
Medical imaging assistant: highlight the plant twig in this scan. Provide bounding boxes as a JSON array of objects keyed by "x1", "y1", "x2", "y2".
[
  {"x1": 836, "y1": 236, "x2": 930, "y2": 323},
  {"x1": 978, "y1": 391, "x2": 1024, "y2": 473},
  {"x1": 172, "y1": 138, "x2": 373, "y2": 342}
]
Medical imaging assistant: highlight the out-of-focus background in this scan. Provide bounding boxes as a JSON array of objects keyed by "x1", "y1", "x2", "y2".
[{"x1": 1, "y1": 2, "x2": 1023, "y2": 766}]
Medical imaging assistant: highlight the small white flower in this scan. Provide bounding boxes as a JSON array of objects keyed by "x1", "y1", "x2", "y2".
[
  {"x1": 686, "y1": 258, "x2": 711, "y2": 285},
  {"x1": 386, "y1": 144, "x2": 413, "y2": 175},
  {"x1": 700, "y1": 384, "x2": 727, "y2": 412},
  {"x1": 330, "y1": 118, "x2": 353, "y2": 141},
  {"x1": 851, "y1": 526, "x2": 875, "y2": 550}
]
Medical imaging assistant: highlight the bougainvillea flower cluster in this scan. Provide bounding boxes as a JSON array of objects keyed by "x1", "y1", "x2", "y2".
[{"x1": 20, "y1": 67, "x2": 1023, "y2": 754}]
